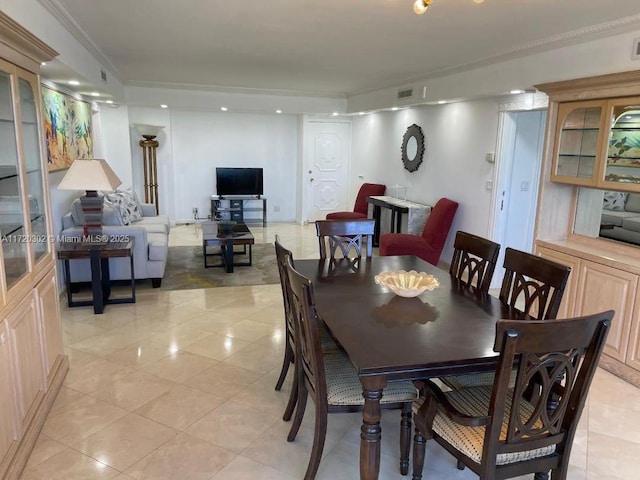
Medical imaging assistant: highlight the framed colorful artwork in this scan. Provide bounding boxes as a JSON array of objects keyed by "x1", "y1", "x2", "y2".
[{"x1": 41, "y1": 85, "x2": 94, "y2": 172}]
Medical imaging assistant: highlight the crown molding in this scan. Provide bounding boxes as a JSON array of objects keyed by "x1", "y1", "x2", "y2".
[
  {"x1": 37, "y1": 0, "x2": 119, "y2": 75},
  {"x1": 349, "y1": 14, "x2": 640, "y2": 98},
  {"x1": 125, "y1": 80, "x2": 346, "y2": 100},
  {"x1": 498, "y1": 92, "x2": 549, "y2": 112}
]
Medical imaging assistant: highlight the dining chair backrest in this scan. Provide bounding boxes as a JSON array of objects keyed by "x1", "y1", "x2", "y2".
[
  {"x1": 285, "y1": 258, "x2": 327, "y2": 409},
  {"x1": 482, "y1": 311, "x2": 612, "y2": 472},
  {"x1": 449, "y1": 231, "x2": 500, "y2": 293},
  {"x1": 274, "y1": 235, "x2": 295, "y2": 394},
  {"x1": 315, "y1": 219, "x2": 375, "y2": 259},
  {"x1": 499, "y1": 247, "x2": 571, "y2": 320},
  {"x1": 421, "y1": 197, "x2": 459, "y2": 251}
]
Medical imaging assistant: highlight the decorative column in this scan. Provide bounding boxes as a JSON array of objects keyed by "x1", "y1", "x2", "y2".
[{"x1": 133, "y1": 124, "x2": 164, "y2": 214}]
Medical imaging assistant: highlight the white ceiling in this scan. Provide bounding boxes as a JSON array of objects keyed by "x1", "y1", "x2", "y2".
[{"x1": 47, "y1": 0, "x2": 640, "y2": 98}]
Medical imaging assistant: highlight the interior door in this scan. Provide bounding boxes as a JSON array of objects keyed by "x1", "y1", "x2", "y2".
[
  {"x1": 303, "y1": 120, "x2": 351, "y2": 222},
  {"x1": 491, "y1": 110, "x2": 546, "y2": 288}
]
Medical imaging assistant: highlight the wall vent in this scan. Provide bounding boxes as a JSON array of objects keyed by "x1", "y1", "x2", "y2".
[
  {"x1": 100, "y1": 69, "x2": 108, "y2": 82},
  {"x1": 397, "y1": 88, "x2": 413, "y2": 99}
]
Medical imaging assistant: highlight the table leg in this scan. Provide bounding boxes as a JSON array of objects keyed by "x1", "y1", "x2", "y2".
[
  {"x1": 223, "y1": 238, "x2": 234, "y2": 273},
  {"x1": 63, "y1": 259, "x2": 72, "y2": 308},
  {"x1": 130, "y1": 253, "x2": 136, "y2": 302},
  {"x1": 101, "y1": 257, "x2": 111, "y2": 301},
  {"x1": 360, "y1": 378, "x2": 386, "y2": 480},
  {"x1": 90, "y1": 250, "x2": 104, "y2": 314},
  {"x1": 396, "y1": 212, "x2": 402, "y2": 233},
  {"x1": 372, "y1": 205, "x2": 381, "y2": 247},
  {"x1": 390, "y1": 210, "x2": 396, "y2": 233}
]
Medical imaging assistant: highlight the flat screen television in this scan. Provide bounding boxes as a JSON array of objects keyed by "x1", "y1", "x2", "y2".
[{"x1": 216, "y1": 167, "x2": 264, "y2": 197}]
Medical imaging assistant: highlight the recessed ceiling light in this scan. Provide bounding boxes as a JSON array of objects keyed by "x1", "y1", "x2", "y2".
[
  {"x1": 41, "y1": 62, "x2": 46, "y2": 66},
  {"x1": 68, "y1": 80, "x2": 80, "y2": 86},
  {"x1": 510, "y1": 89, "x2": 525, "y2": 94},
  {"x1": 160, "y1": 104, "x2": 168, "y2": 109},
  {"x1": 221, "y1": 107, "x2": 228, "y2": 112},
  {"x1": 437, "y1": 100, "x2": 447, "y2": 104},
  {"x1": 90, "y1": 92, "x2": 100, "y2": 97},
  {"x1": 105, "y1": 100, "x2": 114, "y2": 104},
  {"x1": 331, "y1": 112, "x2": 339, "y2": 116},
  {"x1": 276, "y1": 109, "x2": 282, "y2": 114},
  {"x1": 359, "y1": 112, "x2": 365, "y2": 115},
  {"x1": 391, "y1": 107, "x2": 399, "y2": 111}
]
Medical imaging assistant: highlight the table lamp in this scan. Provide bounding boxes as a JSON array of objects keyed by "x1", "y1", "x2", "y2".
[{"x1": 57, "y1": 159, "x2": 122, "y2": 238}]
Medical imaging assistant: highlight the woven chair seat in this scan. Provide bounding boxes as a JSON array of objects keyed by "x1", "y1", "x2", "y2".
[
  {"x1": 325, "y1": 353, "x2": 417, "y2": 406},
  {"x1": 320, "y1": 326, "x2": 339, "y2": 354},
  {"x1": 413, "y1": 385, "x2": 555, "y2": 465},
  {"x1": 440, "y1": 369, "x2": 517, "y2": 390}
]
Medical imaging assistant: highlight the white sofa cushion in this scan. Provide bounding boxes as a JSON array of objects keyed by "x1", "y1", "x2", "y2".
[{"x1": 148, "y1": 233, "x2": 168, "y2": 261}]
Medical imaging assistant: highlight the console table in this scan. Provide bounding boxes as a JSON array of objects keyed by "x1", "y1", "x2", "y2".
[
  {"x1": 57, "y1": 240, "x2": 136, "y2": 314},
  {"x1": 210, "y1": 195, "x2": 267, "y2": 226},
  {"x1": 367, "y1": 196, "x2": 432, "y2": 247}
]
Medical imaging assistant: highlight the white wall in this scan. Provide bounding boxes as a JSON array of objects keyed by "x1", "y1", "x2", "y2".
[
  {"x1": 126, "y1": 107, "x2": 299, "y2": 223},
  {"x1": 351, "y1": 100, "x2": 500, "y2": 262},
  {"x1": 98, "y1": 105, "x2": 134, "y2": 188},
  {"x1": 348, "y1": 28, "x2": 640, "y2": 112}
]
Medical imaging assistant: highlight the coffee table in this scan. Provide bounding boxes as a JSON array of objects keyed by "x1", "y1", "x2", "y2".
[{"x1": 201, "y1": 221, "x2": 254, "y2": 272}]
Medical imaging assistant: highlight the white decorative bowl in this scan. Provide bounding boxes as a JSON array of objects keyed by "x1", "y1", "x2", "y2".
[{"x1": 374, "y1": 270, "x2": 440, "y2": 298}]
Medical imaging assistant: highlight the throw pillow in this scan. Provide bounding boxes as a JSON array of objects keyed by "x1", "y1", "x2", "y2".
[
  {"x1": 106, "y1": 188, "x2": 142, "y2": 225},
  {"x1": 602, "y1": 191, "x2": 628, "y2": 211}
]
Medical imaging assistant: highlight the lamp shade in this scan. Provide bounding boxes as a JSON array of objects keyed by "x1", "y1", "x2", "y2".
[
  {"x1": 133, "y1": 124, "x2": 164, "y2": 138},
  {"x1": 57, "y1": 159, "x2": 122, "y2": 192}
]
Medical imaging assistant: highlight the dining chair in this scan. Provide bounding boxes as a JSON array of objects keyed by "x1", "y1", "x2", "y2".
[
  {"x1": 273, "y1": 235, "x2": 337, "y2": 422},
  {"x1": 285, "y1": 258, "x2": 418, "y2": 480},
  {"x1": 379, "y1": 197, "x2": 459, "y2": 266},
  {"x1": 315, "y1": 218, "x2": 375, "y2": 259},
  {"x1": 411, "y1": 310, "x2": 612, "y2": 480},
  {"x1": 449, "y1": 231, "x2": 500, "y2": 293},
  {"x1": 326, "y1": 182, "x2": 386, "y2": 220},
  {"x1": 441, "y1": 247, "x2": 572, "y2": 391}
]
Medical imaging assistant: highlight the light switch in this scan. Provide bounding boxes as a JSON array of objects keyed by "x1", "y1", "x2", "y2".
[
  {"x1": 520, "y1": 181, "x2": 529, "y2": 191},
  {"x1": 485, "y1": 152, "x2": 495, "y2": 163},
  {"x1": 485, "y1": 180, "x2": 493, "y2": 191}
]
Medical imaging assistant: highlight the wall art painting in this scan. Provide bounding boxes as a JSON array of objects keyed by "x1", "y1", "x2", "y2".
[{"x1": 41, "y1": 85, "x2": 93, "y2": 172}]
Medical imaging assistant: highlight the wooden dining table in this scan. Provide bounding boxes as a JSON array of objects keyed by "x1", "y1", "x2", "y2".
[{"x1": 293, "y1": 255, "x2": 526, "y2": 480}]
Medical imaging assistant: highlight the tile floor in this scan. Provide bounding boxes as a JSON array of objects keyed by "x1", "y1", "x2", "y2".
[{"x1": 21, "y1": 223, "x2": 640, "y2": 479}]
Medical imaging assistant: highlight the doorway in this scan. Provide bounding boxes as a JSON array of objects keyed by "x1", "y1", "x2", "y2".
[
  {"x1": 302, "y1": 119, "x2": 352, "y2": 223},
  {"x1": 490, "y1": 110, "x2": 547, "y2": 288}
]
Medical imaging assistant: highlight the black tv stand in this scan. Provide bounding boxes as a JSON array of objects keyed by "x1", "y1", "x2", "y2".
[{"x1": 210, "y1": 195, "x2": 267, "y2": 226}]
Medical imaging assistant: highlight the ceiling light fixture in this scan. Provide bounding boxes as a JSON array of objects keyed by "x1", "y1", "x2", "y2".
[
  {"x1": 414, "y1": 0, "x2": 484, "y2": 15},
  {"x1": 90, "y1": 92, "x2": 100, "y2": 97},
  {"x1": 106, "y1": 100, "x2": 114, "y2": 104},
  {"x1": 276, "y1": 109, "x2": 282, "y2": 114},
  {"x1": 331, "y1": 112, "x2": 339, "y2": 116},
  {"x1": 510, "y1": 89, "x2": 525, "y2": 94},
  {"x1": 160, "y1": 104, "x2": 168, "y2": 109},
  {"x1": 68, "y1": 80, "x2": 80, "y2": 85},
  {"x1": 437, "y1": 100, "x2": 447, "y2": 104},
  {"x1": 221, "y1": 107, "x2": 228, "y2": 112},
  {"x1": 391, "y1": 107, "x2": 399, "y2": 111}
]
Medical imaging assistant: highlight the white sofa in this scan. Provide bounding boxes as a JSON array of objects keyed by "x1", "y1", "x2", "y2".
[
  {"x1": 600, "y1": 192, "x2": 640, "y2": 246},
  {"x1": 60, "y1": 198, "x2": 170, "y2": 287}
]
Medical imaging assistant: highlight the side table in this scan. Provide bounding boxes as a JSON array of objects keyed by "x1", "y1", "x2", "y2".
[{"x1": 57, "y1": 240, "x2": 136, "y2": 314}]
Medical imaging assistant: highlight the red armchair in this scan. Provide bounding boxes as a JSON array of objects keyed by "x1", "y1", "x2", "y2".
[
  {"x1": 326, "y1": 183, "x2": 386, "y2": 220},
  {"x1": 379, "y1": 197, "x2": 459, "y2": 266}
]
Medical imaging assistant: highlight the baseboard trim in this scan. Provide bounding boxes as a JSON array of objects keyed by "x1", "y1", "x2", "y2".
[
  {"x1": 600, "y1": 354, "x2": 640, "y2": 388},
  {"x1": 2, "y1": 355, "x2": 69, "y2": 479}
]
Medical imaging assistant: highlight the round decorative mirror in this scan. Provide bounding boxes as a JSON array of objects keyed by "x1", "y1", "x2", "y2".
[{"x1": 401, "y1": 124, "x2": 425, "y2": 172}]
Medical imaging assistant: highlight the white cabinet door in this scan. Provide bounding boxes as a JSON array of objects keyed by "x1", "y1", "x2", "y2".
[
  {"x1": 35, "y1": 270, "x2": 63, "y2": 385},
  {"x1": 574, "y1": 260, "x2": 637, "y2": 362},
  {"x1": 0, "y1": 323, "x2": 18, "y2": 471},
  {"x1": 5, "y1": 291, "x2": 45, "y2": 429}
]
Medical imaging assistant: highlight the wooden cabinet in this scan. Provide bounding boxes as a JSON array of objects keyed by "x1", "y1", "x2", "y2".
[
  {"x1": 574, "y1": 260, "x2": 637, "y2": 362},
  {"x1": 0, "y1": 12, "x2": 67, "y2": 480},
  {"x1": 0, "y1": 324, "x2": 18, "y2": 471},
  {"x1": 536, "y1": 246, "x2": 580, "y2": 319},
  {"x1": 210, "y1": 195, "x2": 268, "y2": 226},
  {"x1": 4, "y1": 292, "x2": 45, "y2": 431},
  {"x1": 548, "y1": 84, "x2": 640, "y2": 192}
]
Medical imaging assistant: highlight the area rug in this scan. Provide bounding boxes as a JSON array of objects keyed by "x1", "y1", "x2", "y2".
[{"x1": 160, "y1": 243, "x2": 279, "y2": 290}]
